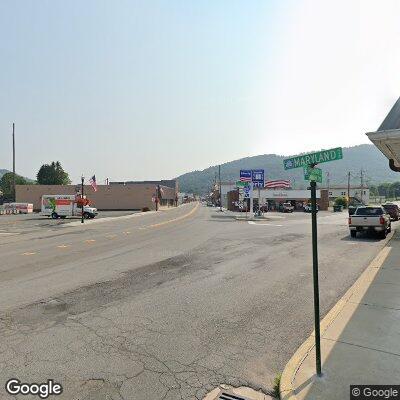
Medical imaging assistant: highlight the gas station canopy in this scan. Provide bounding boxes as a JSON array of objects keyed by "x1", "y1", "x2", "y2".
[{"x1": 367, "y1": 97, "x2": 400, "y2": 171}]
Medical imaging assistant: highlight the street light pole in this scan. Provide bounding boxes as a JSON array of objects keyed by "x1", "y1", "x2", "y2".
[{"x1": 81, "y1": 176, "x2": 84, "y2": 224}]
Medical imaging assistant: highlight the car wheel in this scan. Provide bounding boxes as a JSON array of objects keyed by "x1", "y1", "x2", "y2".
[
  {"x1": 380, "y1": 230, "x2": 387, "y2": 239},
  {"x1": 388, "y1": 224, "x2": 392, "y2": 233},
  {"x1": 83, "y1": 212, "x2": 91, "y2": 219},
  {"x1": 350, "y1": 230, "x2": 357, "y2": 238},
  {"x1": 51, "y1": 212, "x2": 58, "y2": 219}
]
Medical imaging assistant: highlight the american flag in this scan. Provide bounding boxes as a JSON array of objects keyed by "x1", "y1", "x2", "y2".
[
  {"x1": 265, "y1": 179, "x2": 291, "y2": 189},
  {"x1": 89, "y1": 175, "x2": 98, "y2": 192}
]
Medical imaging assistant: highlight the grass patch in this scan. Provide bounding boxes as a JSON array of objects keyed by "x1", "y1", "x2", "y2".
[{"x1": 273, "y1": 373, "x2": 282, "y2": 398}]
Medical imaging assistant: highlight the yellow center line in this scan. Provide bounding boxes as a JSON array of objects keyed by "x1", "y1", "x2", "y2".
[
  {"x1": 123, "y1": 231, "x2": 131, "y2": 234},
  {"x1": 22, "y1": 252, "x2": 36, "y2": 256},
  {"x1": 85, "y1": 239, "x2": 96, "y2": 244},
  {"x1": 144, "y1": 203, "x2": 199, "y2": 229},
  {"x1": 57, "y1": 245, "x2": 70, "y2": 249}
]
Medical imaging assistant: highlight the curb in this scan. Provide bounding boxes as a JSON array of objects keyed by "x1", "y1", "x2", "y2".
[{"x1": 279, "y1": 229, "x2": 395, "y2": 400}]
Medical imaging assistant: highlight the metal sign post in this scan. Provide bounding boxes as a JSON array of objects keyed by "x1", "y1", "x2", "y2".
[
  {"x1": 310, "y1": 179, "x2": 321, "y2": 376},
  {"x1": 282, "y1": 147, "x2": 343, "y2": 377}
]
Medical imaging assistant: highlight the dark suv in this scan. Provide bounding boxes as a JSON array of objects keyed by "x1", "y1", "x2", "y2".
[{"x1": 382, "y1": 203, "x2": 400, "y2": 221}]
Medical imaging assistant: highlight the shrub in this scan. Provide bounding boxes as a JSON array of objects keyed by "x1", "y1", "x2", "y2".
[{"x1": 334, "y1": 196, "x2": 348, "y2": 208}]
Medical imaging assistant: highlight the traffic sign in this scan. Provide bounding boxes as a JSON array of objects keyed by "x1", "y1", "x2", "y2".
[
  {"x1": 243, "y1": 185, "x2": 252, "y2": 198},
  {"x1": 252, "y1": 169, "x2": 264, "y2": 186},
  {"x1": 304, "y1": 166, "x2": 322, "y2": 183},
  {"x1": 240, "y1": 170, "x2": 252, "y2": 182},
  {"x1": 236, "y1": 181, "x2": 247, "y2": 187},
  {"x1": 283, "y1": 147, "x2": 343, "y2": 170}
]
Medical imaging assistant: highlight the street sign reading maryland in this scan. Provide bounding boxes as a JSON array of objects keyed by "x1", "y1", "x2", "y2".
[{"x1": 283, "y1": 147, "x2": 343, "y2": 170}]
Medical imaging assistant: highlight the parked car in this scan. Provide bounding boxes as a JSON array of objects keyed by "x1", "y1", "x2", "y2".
[
  {"x1": 303, "y1": 203, "x2": 319, "y2": 213},
  {"x1": 282, "y1": 202, "x2": 294, "y2": 213},
  {"x1": 382, "y1": 203, "x2": 400, "y2": 221},
  {"x1": 348, "y1": 206, "x2": 391, "y2": 239}
]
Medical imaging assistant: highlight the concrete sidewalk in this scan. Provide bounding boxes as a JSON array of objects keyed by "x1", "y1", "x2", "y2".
[{"x1": 280, "y1": 230, "x2": 400, "y2": 400}]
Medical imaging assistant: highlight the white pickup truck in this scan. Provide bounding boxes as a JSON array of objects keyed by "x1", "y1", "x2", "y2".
[{"x1": 348, "y1": 206, "x2": 391, "y2": 239}]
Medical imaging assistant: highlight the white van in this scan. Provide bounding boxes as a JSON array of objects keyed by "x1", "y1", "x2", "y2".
[{"x1": 41, "y1": 195, "x2": 98, "y2": 219}]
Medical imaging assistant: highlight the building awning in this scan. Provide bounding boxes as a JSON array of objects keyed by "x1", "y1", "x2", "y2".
[
  {"x1": 367, "y1": 130, "x2": 400, "y2": 170},
  {"x1": 367, "y1": 96, "x2": 400, "y2": 171}
]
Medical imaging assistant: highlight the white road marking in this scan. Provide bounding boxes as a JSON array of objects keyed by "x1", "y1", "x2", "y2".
[{"x1": 248, "y1": 221, "x2": 283, "y2": 227}]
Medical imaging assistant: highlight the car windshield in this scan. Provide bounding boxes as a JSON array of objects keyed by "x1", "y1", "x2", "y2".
[{"x1": 355, "y1": 207, "x2": 383, "y2": 216}]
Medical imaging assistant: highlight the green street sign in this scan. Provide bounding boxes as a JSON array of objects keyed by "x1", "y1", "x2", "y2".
[
  {"x1": 304, "y1": 166, "x2": 322, "y2": 183},
  {"x1": 236, "y1": 181, "x2": 248, "y2": 187},
  {"x1": 283, "y1": 147, "x2": 343, "y2": 170}
]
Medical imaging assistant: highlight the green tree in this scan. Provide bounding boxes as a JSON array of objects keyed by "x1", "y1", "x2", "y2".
[
  {"x1": 334, "y1": 196, "x2": 348, "y2": 208},
  {"x1": 390, "y1": 181, "x2": 400, "y2": 199},
  {"x1": 369, "y1": 185, "x2": 378, "y2": 197},
  {"x1": 37, "y1": 162, "x2": 71, "y2": 185},
  {"x1": 378, "y1": 182, "x2": 391, "y2": 197},
  {"x1": 0, "y1": 172, "x2": 28, "y2": 199}
]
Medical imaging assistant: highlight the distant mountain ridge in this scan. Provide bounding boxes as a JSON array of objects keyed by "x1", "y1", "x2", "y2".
[
  {"x1": 177, "y1": 144, "x2": 400, "y2": 194},
  {"x1": 0, "y1": 169, "x2": 35, "y2": 183}
]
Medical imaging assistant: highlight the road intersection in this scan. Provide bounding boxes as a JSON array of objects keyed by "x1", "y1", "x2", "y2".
[{"x1": 0, "y1": 204, "x2": 391, "y2": 399}]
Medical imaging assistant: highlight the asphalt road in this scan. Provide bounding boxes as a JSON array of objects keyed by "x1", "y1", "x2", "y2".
[{"x1": 0, "y1": 204, "x2": 392, "y2": 399}]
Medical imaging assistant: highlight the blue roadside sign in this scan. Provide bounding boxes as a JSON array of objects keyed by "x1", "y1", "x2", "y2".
[
  {"x1": 243, "y1": 185, "x2": 251, "y2": 198},
  {"x1": 240, "y1": 170, "x2": 252, "y2": 182},
  {"x1": 252, "y1": 169, "x2": 264, "y2": 188}
]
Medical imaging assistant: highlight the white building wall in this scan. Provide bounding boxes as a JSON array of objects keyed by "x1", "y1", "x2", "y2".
[
  {"x1": 220, "y1": 182, "x2": 237, "y2": 208},
  {"x1": 328, "y1": 188, "x2": 369, "y2": 204},
  {"x1": 259, "y1": 189, "x2": 320, "y2": 203}
]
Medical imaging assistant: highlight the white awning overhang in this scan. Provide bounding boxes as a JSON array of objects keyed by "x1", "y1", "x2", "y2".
[{"x1": 366, "y1": 129, "x2": 400, "y2": 171}]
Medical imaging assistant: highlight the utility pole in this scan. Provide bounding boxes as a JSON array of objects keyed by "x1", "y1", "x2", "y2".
[
  {"x1": 218, "y1": 165, "x2": 222, "y2": 211},
  {"x1": 12, "y1": 123, "x2": 16, "y2": 201},
  {"x1": 81, "y1": 176, "x2": 84, "y2": 224},
  {"x1": 360, "y1": 169, "x2": 364, "y2": 204},
  {"x1": 347, "y1": 172, "x2": 351, "y2": 205},
  {"x1": 326, "y1": 172, "x2": 330, "y2": 207}
]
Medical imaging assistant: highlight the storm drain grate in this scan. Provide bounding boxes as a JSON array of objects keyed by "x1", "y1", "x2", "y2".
[{"x1": 218, "y1": 393, "x2": 249, "y2": 400}]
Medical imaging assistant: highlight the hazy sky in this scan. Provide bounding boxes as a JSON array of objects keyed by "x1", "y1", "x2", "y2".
[{"x1": 1, "y1": 0, "x2": 400, "y2": 183}]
